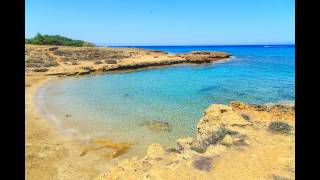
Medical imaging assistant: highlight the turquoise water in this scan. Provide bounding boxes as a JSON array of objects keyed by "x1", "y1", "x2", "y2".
[{"x1": 36, "y1": 45, "x2": 294, "y2": 157}]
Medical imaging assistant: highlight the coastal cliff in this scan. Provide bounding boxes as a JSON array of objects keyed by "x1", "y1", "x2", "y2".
[
  {"x1": 25, "y1": 45, "x2": 231, "y2": 76},
  {"x1": 96, "y1": 102, "x2": 295, "y2": 180}
]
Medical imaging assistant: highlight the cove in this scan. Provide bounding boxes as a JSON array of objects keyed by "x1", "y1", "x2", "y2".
[{"x1": 35, "y1": 45, "x2": 294, "y2": 158}]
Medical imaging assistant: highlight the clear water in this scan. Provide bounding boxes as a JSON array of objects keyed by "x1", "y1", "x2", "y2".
[{"x1": 36, "y1": 45, "x2": 295, "y2": 157}]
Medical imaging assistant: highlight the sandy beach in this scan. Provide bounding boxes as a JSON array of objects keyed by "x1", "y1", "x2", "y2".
[
  {"x1": 26, "y1": 75, "x2": 105, "y2": 179},
  {"x1": 26, "y1": 75, "x2": 141, "y2": 180}
]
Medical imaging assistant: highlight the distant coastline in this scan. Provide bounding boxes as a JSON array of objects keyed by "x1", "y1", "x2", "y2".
[{"x1": 107, "y1": 44, "x2": 295, "y2": 48}]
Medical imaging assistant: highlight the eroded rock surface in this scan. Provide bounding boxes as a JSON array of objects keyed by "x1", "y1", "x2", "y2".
[{"x1": 96, "y1": 102, "x2": 295, "y2": 180}]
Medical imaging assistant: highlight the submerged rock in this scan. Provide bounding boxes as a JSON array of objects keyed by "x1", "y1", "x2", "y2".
[
  {"x1": 79, "y1": 138, "x2": 132, "y2": 159},
  {"x1": 140, "y1": 120, "x2": 172, "y2": 133},
  {"x1": 122, "y1": 93, "x2": 133, "y2": 99},
  {"x1": 197, "y1": 85, "x2": 219, "y2": 93},
  {"x1": 64, "y1": 114, "x2": 72, "y2": 118}
]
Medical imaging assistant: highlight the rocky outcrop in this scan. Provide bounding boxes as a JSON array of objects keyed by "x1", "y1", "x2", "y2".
[
  {"x1": 182, "y1": 51, "x2": 231, "y2": 63},
  {"x1": 189, "y1": 104, "x2": 251, "y2": 153},
  {"x1": 96, "y1": 102, "x2": 295, "y2": 179},
  {"x1": 25, "y1": 45, "x2": 231, "y2": 76}
]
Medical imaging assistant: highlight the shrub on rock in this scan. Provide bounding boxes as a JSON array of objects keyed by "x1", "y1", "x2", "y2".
[{"x1": 268, "y1": 121, "x2": 292, "y2": 134}]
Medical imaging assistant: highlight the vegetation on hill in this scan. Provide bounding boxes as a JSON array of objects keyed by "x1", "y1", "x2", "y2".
[{"x1": 25, "y1": 33, "x2": 95, "y2": 47}]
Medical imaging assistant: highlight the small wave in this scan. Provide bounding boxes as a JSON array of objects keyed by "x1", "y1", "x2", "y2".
[{"x1": 264, "y1": 100, "x2": 295, "y2": 107}]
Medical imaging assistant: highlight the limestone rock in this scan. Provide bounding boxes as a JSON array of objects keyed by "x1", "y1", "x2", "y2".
[
  {"x1": 176, "y1": 137, "x2": 194, "y2": 151},
  {"x1": 191, "y1": 127, "x2": 230, "y2": 153},
  {"x1": 221, "y1": 135, "x2": 233, "y2": 146},
  {"x1": 188, "y1": 104, "x2": 251, "y2": 153},
  {"x1": 147, "y1": 144, "x2": 165, "y2": 158},
  {"x1": 205, "y1": 145, "x2": 227, "y2": 155},
  {"x1": 231, "y1": 101, "x2": 249, "y2": 110},
  {"x1": 196, "y1": 104, "x2": 250, "y2": 140},
  {"x1": 95, "y1": 102, "x2": 295, "y2": 180},
  {"x1": 184, "y1": 51, "x2": 231, "y2": 63},
  {"x1": 192, "y1": 156, "x2": 213, "y2": 172}
]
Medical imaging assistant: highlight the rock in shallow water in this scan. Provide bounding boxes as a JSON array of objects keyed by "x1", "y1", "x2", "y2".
[{"x1": 140, "y1": 120, "x2": 172, "y2": 133}]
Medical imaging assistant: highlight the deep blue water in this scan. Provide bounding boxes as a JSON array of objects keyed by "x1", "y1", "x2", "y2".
[{"x1": 37, "y1": 45, "x2": 295, "y2": 156}]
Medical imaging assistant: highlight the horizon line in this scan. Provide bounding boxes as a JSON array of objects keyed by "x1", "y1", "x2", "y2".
[{"x1": 103, "y1": 44, "x2": 295, "y2": 47}]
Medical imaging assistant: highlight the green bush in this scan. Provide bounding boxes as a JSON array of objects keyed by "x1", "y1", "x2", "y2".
[
  {"x1": 25, "y1": 33, "x2": 95, "y2": 47},
  {"x1": 268, "y1": 121, "x2": 292, "y2": 134}
]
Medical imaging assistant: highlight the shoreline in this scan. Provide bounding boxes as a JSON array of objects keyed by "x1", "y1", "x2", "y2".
[{"x1": 26, "y1": 75, "x2": 142, "y2": 179}]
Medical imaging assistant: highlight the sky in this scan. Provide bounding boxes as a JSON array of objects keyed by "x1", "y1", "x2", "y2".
[{"x1": 25, "y1": 0, "x2": 295, "y2": 46}]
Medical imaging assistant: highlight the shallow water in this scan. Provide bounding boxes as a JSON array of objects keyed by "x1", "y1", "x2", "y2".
[{"x1": 36, "y1": 45, "x2": 294, "y2": 157}]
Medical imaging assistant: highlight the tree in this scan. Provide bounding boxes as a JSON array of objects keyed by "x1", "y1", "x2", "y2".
[{"x1": 25, "y1": 33, "x2": 95, "y2": 47}]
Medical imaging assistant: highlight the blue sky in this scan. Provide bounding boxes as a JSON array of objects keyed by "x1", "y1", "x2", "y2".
[{"x1": 25, "y1": 0, "x2": 295, "y2": 46}]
